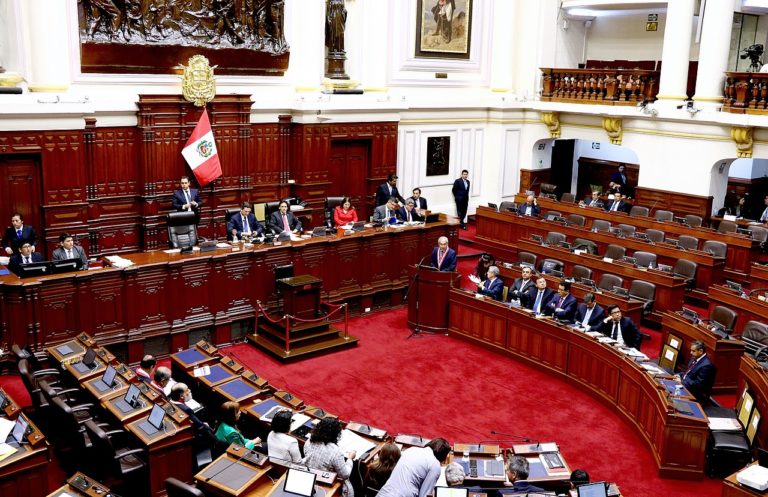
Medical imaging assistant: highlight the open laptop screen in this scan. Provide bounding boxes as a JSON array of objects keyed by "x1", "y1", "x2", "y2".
[
  {"x1": 81, "y1": 348, "x2": 97, "y2": 368},
  {"x1": 11, "y1": 416, "x2": 28, "y2": 443},
  {"x1": 124, "y1": 384, "x2": 140, "y2": 407},
  {"x1": 577, "y1": 482, "x2": 608, "y2": 497},
  {"x1": 102, "y1": 364, "x2": 117, "y2": 387},
  {"x1": 147, "y1": 404, "x2": 166, "y2": 431},
  {"x1": 283, "y1": 468, "x2": 316, "y2": 496}
]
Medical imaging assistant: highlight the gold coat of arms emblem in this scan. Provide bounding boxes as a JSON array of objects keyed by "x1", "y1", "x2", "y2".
[{"x1": 181, "y1": 55, "x2": 216, "y2": 107}]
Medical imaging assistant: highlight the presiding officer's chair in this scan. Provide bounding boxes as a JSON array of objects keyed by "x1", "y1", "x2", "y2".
[
  {"x1": 325, "y1": 196, "x2": 345, "y2": 227},
  {"x1": 167, "y1": 211, "x2": 198, "y2": 249},
  {"x1": 264, "y1": 201, "x2": 281, "y2": 228}
]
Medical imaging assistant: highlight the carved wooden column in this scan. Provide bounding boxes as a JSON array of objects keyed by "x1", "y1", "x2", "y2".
[
  {"x1": 324, "y1": 0, "x2": 349, "y2": 80},
  {"x1": 278, "y1": 115, "x2": 292, "y2": 198}
]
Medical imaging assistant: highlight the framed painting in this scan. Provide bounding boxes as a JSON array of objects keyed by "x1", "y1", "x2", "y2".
[
  {"x1": 415, "y1": 0, "x2": 472, "y2": 59},
  {"x1": 426, "y1": 136, "x2": 450, "y2": 176}
]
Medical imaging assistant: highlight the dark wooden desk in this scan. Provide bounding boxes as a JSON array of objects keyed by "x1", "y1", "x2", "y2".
[
  {"x1": 510, "y1": 197, "x2": 757, "y2": 280},
  {"x1": 1, "y1": 220, "x2": 454, "y2": 362},
  {"x1": 749, "y1": 262, "x2": 768, "y2": 289},
  {"x1": 738, "y1": 355, "x2": 768, "y2": 447},
  {"x1": 0, "y1": 413, "x2": 51, "y2": 497},
  {"x1": 707, "y1": 285, "x2": 768, "y2": 332},
  {"x1": 475, "y1": 206, "x2": 724, "y2": 293},
  {"x1": 449, "y1": 289, "x2": 709, "y2": 479},
  {"x1": 126, "y1": 414, "x2": 194, "y2": 497},
  {"x1": 661, "y1": 312, "x2": 745, "y2": 393},
  {"x1": 498, "y1": 264, "x2": 644, "y2": 325},
  {"x1": 516, "y1": 239, "x2": 686, "y2": 322}
]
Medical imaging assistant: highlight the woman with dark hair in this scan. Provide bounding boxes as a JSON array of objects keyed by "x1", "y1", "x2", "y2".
[
  {"x1": 333, "y1": 197, "x2": 358, "y2": 227},
  {"x1": 214, "y1": 401, "x2": 261, "y2": 450},
  {"x1": 267, "y1": 409, "x2": 301, "y2": 463},
  {"x1": 473, "y1": 253, "x2": 495, "y2": 281},
  {"x1": 363, "y1": 442, "x2": 401, "y2": 495},
  {"x1": 303, "y1": 418, "x2": 355, "y2": 496}
]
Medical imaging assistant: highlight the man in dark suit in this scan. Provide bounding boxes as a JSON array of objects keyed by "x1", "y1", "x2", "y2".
[
  {"x1": 267, "y1": 200, "x2": 302, "y2": 234},
  {"x1": 52, "y1": 233, "x2": 89, "y2": 269},
  {"x1": 375, "y1": 174, "x2": 405, "y2": 207},
  {"x1": 477, "y1": 266, "x2": 504, "y2": 301},
  {"x1": 169, "y1": 383, "x2": 210, "y2": 433},
  {"x1": 582, "y1": 191, "x2": 603, "y2": 208},
  {"x1": 9, "y1": 242, "x2": 43, "y2": 267},
  {"x1": 676, "y1": 340, "x2": 716, "y2": 402},
  {"x1": 431, "y1": 236, "x2": 456, "y2": 272},
  {"x1": 545, "y1": 280, "x2": 577, "y2": 321},
  {"x1": 605, "y1": 195, "x2": 628, "y2": 213},
  {"x1": 411, "y1": 187, "x2": 428, "y2": 210},
  {"x1": 610, "y1": 164, "x2": 628, "y2": 189},
  {"x1": 171, "y1": 176, "x2": 201, "y2": 214},
  {"x1": 3, "y1": 213, "x2": 37, "y2": 255},
  {"x1": 498, "y1": 456, "x2": 545, "y2": 496},
  {"x1": 397, "y1": 199, "x2": 424, "y2": 223},
  {"x1": 228, "y1": 202, "x2": 263, "y2": 240},
  {"x1": 519, "y1": 195, "x2": 540, "y2": 217},
  {"x1": 600, "y1": 305, "x2": 641, "y2": 349},
  {"x1": 574, "y1": 293, "x2": 605, "y2": 331},
  {"x1": 508, "y1": 266, "x2": 535, "y2": 303},
  {"x1": 526, "y1": 275, "x2": 554, "y2": 315},
  {"x1": 452, "y1": 169, "x2": 470, "y2": 229}
]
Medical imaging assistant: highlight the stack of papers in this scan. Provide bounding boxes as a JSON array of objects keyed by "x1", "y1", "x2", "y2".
[
  {"x1": 337, "y1": 429, "x2": 377, "y2": 460},
  {"x1": 0, "y1": 444, "x2": 16, "y2": 462},
  {"x1": 640, "y1": 363, "x2": 667, "y2": 375},
  {"x1": 708, "y1": 417, "x2": 743, "y2": 431},
  {"x1": 104, "y1": 255, "x2": 134, "y2": 268}
]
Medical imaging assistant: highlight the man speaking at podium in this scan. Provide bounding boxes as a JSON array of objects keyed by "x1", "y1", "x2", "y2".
[{"x1": 430, "y1": 236, "x2": 456, "y2": 272}]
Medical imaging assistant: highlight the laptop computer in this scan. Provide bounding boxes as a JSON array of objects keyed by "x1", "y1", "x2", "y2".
[
  {"x1": 14, "y1": 261, "x2": 49, "y2": 278},
  {"x1": 311, "y1": 226, "x2": 329, "y2": 237},
  {"x1": 72, "y1": 348, "x2": 98, "y2": 374},
  {"x1": 283, "y1": 468, "x2": 317, "y2": 496},
  {"x1": 435, "y1": 487, "x2": 468, "y2": 497},
  {"x1": 577, "y1": 482, "x2": 608, "y2": 497},
  {"x1": 6, "y1": 416, "x2": 29, "y2": 447},
  {"x1": 115, "y1": 384, "x2": 141, "y2": 413},
  {"x1": 92, "y1": 364, "x2": 118, "y2": 393},
  {"x1": 50, "y1": 257, "x2": 83, "y2": 274},
  {"x1": 350, "y1": 221, "x2": 367, "y2": 232},
  {"x1": 138, "y1": 403, "x2": 166, "y2": 436}
]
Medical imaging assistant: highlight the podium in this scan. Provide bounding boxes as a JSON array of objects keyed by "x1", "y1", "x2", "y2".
[
  {"x1": 278, "y1": 275, "x2": 323, "y2": 320},
  {"x1": 407, "y1": 264, "x2": 459, "y2": 333}
]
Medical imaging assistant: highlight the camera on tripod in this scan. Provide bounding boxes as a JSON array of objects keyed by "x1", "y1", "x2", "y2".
[{"x1": 741, "y1": 44, "x2": 764, "y2": 72}]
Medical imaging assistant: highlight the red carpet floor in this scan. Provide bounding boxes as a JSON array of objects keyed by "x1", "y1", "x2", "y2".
[{"x1": 0, "y1": 221, "x2": 725, "y2": 497}]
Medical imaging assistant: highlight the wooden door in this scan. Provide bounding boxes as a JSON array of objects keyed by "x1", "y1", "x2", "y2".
[
  {"x1": 551, "y1": 139, "x2": 575, "y2": 197},
  {"x1": 0, "y1": 155, "x2": 43, "y2": 254},
  {"x1": 329, "y1": 140, "x2": 370, "y2": 220}
]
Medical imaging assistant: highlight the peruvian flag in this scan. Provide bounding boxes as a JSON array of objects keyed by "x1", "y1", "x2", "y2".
[{"x1": 181, "y1": 109, "x2": 222, "y2": 187}]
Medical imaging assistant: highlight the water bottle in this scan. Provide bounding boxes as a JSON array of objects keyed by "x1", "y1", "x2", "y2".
[{"x1": 673, "y1": 384, "x2": 683, "y2": 397}]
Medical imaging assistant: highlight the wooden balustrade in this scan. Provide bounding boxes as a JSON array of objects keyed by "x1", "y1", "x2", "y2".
[
  {"x1": 540, "y1": 68, "x2": 659, "y2": 106},
  {"x1": 723, "y1": 72, "x2": 768, "y2": 114}
]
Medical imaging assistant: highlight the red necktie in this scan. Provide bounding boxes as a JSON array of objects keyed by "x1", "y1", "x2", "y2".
[{"x1": 282, "y1": 214, "x2": 290, "y2": 232}]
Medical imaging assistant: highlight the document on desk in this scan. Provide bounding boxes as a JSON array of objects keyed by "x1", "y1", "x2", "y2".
[
  {"x1": 338, "y1": 429, "x2": 377, "y2": 460},
  {"x1": 0, "y1": 417, "x2": 14, "y2": 441},
  {"x1": 0, "y1": 443, "x2": 16, "y2": 462},
  {"x1": 193, "y1": 365, "x2": 211, "y2": 377},
  {"x1": 290, "y1": 413, "x2": 311, "y2": 432},
  {"x1": 708, "y1": 417, "x2": 743, "y2": 431}
]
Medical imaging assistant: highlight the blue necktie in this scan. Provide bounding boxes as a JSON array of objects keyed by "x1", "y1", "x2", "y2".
[
  {"x1": 534, "y1": 291, "x2": 543, "y2": 313},
  {"x1": 16, "y1": 230, "x2": 21, "y2": 239}
]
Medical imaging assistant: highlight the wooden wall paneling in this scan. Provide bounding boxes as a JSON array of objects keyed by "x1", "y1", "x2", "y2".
[
  {"x1": 260, "y1": 245, "x2": 293, "y2": 306},
  {"x1": 80, "y1": 271, "x2": 127, "y2": 343},
  {"x1": 567, "y1": 339, "x2": 620, "y2": 403},
  {"x1": 634, "y1": 187, "x2": 713, "y2": 220},
  {"x1": 0, "y1": 285, "x2": 40, "y2": 349},
  {"x1": 327, "y1": 239, "x2": 363, "y2": 302},
  {"x1": 210, "y1": 251, "x2": 253, "y2": 346},
  {"x1": 739, "y1": 356, "x2": 768, "y2": 448},
  {"x1": 37, "y1": 279, "x2": 80, "y2": 345},
  {"x1": 576, "y1": 158, "x2": 638, "y2": 198},
  {"x1": 124, "y1": 265, "x2": 171, "y2": 361},
  {"x1": 519, "y1": 168, "x2": 552, "y2": 195}
]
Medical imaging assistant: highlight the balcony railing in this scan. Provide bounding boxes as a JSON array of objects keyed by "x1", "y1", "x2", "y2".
[
  {"x1": 723, "y1": 72, "x2": 768, "y2": 114},
  {"x1": 540, "y1": 68, "x2": 659, "y2": 106}
]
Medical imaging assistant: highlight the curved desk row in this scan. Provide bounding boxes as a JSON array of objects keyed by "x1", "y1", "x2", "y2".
[
  {"x1": 0, "y1": 220, "x2": 454, "y2": 364},
  {"x1": 474, "y1": 206, "x2": 724, "y2": 293},
  {"x1": 509, "y1": 196, "x2": 757, "y2": 280},
  {"x1": 448, "y1": 289, "x2": 708, "y2": 480},
  {"x1": 707, "y1": 285, "x2": 768, "y2": 332}
]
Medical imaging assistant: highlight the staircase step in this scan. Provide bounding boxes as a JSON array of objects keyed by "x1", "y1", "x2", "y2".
[
  {"x1": 247, "y1": 332, "x2": 359, "y2": 362},
  {"x1": 257, "y1": 323, "x2": 342, "y2": 345}
]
